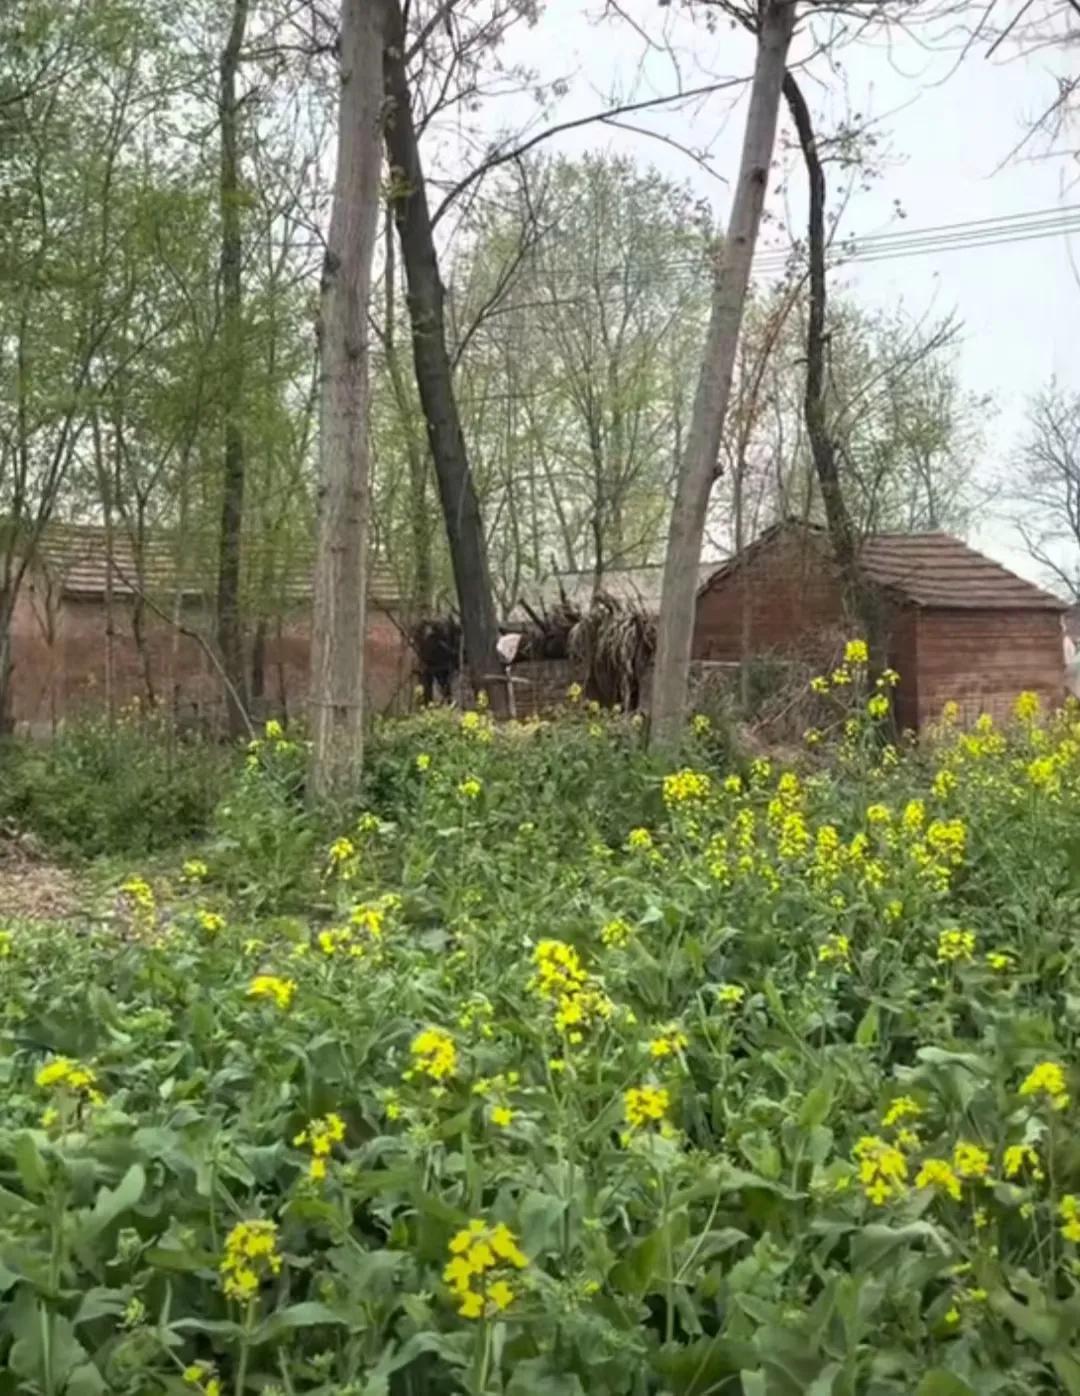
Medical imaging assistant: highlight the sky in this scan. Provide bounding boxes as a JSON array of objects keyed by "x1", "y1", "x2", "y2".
[{"x1": 468, "y1": 0, "x2": 1079, "y2": 588}]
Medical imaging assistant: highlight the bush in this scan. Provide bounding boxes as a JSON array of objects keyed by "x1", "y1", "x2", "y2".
[
  {"x1": 4, "y1": 682, "x2": 1080, "y2": 1392},
  {"x1": 0, "y1": 710, "x2": 233, "y2": 859}
]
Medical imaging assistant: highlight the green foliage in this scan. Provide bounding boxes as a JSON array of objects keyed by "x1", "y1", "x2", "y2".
[
  {"x1": 0, "y1": 711, "x2": 231, "y2": 859},
  {"x1": 3, "y1": 689, "x2": 1080, "y2": 1392}
]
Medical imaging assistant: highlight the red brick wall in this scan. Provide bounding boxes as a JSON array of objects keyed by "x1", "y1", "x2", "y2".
[
  {"x1": 912, "y1": 609, "x2": 1064, "y2": 728},
  {"x1": 693, "y1": 529, "x2": 848, "y2": 662},
  {"x1": 8, "y1": 570, "x2": 412, "y2": 734}
]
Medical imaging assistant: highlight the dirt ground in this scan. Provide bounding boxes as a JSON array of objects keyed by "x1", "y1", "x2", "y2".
[{"x1": 0, "y1": 827, "x2": 80, "y2": 923}]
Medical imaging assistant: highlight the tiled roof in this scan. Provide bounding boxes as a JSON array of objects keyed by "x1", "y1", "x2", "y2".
[
  {"x1": 12, "y1": 521, "x2": 401, "y2": 605},
  {"x1": 859, "y1": 531, "x2": 1065, "y2": 611},
  {"x1": 700, "y1": 520, "x2": 1066, "y2": 612}
]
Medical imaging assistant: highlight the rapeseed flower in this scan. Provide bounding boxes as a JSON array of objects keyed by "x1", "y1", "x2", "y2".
[
  {"x1": 881, "y1": 1096, "x2": 922, "y2": 1128},
  {"x1": 182, "y1": 859, "x2": 209, "y2": 881},
  {"x1": 662, "y1": 768, "x2": 711, "y2": 806},
  {"x1": 986, "y1": 950, "x2": 1013, "y2": 972},
  {"x1": 867, "y1": 694, "x2": 889, "y2": 719},
  {"x1": 648, "y1": 1024, "x2": 688, "y2": 1058},
  {"x1": 197, "y1": 910, "x2": 225, "y2": 934},
  {"x1": 248, "y1": 975, "x2": 296, "y2": 1010},
  {"x1": 35, "y1": 1056, "x2": 104, "y2": 1105},
  {"x1": 1019, "y1": 1060, "x2": 1069, "y2": 1110},
  {"x1": 914, "y1": 1158, "x2": 962, "y2": 1201},
  {"x1": 937, "y1": 928, "x2": 975, "y2": 964},
  {"x1": 624, "y1": 1084, "x2": 670, "y2": 1129},
  {"x1": 409, "y1": 1028, "x2": 457, "y2": 1082},
  {"x1": 845, "y1": 638, "x2": 869, "y2": 665},
  {"x1": 444, "y1": 1219, "x2": 527, "y2": 1318},
  {"x1": 1003, "y1": 1143, "x2": 1043, "y2": 1180},
  {"x1": 293, "y1": 1112, "x2": 346, "y2": 1181},
  {"x1": 952, "y1": 1140, "x2": 991, "y2": 1181},
  {"x1": 818, "y1": 933, "x2": 850, "y2": 965},
  {"x1": 600, "y1": 917, "x2": 632, "y2": 948},
  {"x1": 1014, "y1": 690, "x2": 1041, "y2": 722},
  {"x1": 1059, "y1": 1195, "x2": 1080, "y2": 1243},
  {"x1": 457, "y1": 777, "x2": 482, "y2": 800},
  {"x1": 416, "y1": 752, "x2": 431, "y2": 771},
  {"x1": 853, "y1": 1135, "x2": 907, "y2": 1205},
  {"x1": 220, "y1": 1219, "x2": 282, "y2": 1302},
  {"x1": 715, "y1": 983, "x2": 745, "y2": 1007}
]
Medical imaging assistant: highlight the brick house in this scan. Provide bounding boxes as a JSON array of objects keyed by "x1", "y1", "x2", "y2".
[
  {"x1": 3, "y1": 522, "x2": 411, "y2": 734},
  {"x1": 694, "y1": 520, "x2": 1067, "y2": 729}
]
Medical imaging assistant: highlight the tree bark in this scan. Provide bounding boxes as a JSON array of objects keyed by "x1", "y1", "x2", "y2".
[
  {"x1": 649, "y1": 0, "x2": 796, "y2": 751},
  {"x1": 216, "y1": 0, "x2": 251, "y2": 737},
  {"x1": 309, "y1": 0, "x2": 388, "y2": 799},
  {"x1": 383, "y1": 206, "x2": 433, "y2": 615},
  {"x1": 783, "y1": 71, "x2": 880, "y2": 649},
  {"x1": 383, "y1": 0, "x2": 503, "y2": 703}
]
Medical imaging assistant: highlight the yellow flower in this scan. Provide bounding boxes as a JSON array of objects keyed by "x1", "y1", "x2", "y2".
[
  {"x1": 416, "y1": 752, "x2": 431, "y2": 772},
  {"x1": 662, "y1": 768, "x2": 711, "y2": 807},
  {"x1": 1059, "y1": 1195, "x2": 1080, "y2": 1243},
  {"x1": 937, "y1": 928, "x2": 975, "y2": 964},
  {"x1": 817, "y1": 933, "x2": 850, "y2": 965},
  {"x1": 182, "y1": 859, "x2": 209, "y2": 881},
  {"x1": 410, "y1": 1027, "x2": 457, "y2": 1082},
  {"x1": 853, "y1": 1135, "x2": 908, "y2": 1205},
  {"x1": 627, "y1": 826, "x2": 654, "y2": 852},
  {"x1": 915, "y1": 1157, "x2": 962, "y2": 1201},
  {"x1": 844, "y1": 638, "x2": 869, "y2": 665},
  {"x1": 35, "y1": 1056, "x2": 104, "y2": 1105},
  {"x1": 197, "y1": 909, "x2": 225, "y2": 934},
  {"x1": 985, "y1": 950, "x2": 1012, "y2": 972},
  {"x1": 624, "y1": 1084, "x2": 670, "y2": 1130},
  {"x1": 600, "y1": 917, "x2": 632, "y2": 948},
  {"x1": 247, "y1": 975, "x2": 296, "y2": 1010},
  {"x1": 491, "y1": 1105, "x2": 513, "y2": 1128},
  {"x1": 810, "y1": 675, "x2": 830, "y2": 695},
  {"x1": 1013, "y1": 690, "x2": 1041, "y2": 722},
  {"x1": 265, "y1": 719, "x2": 284, "y2": 739},
  {"x1": 831, "y1": 666, "x2": 852, "y2": 687},
  {"x1": 457, "y1": 777, "x2": 482, "y2": 800},
  {"x1": 220, "y1": 1219, "x2": 282, "y2": 1301},
  {"x1": 715, "y1": 983, "x2": 745, "y2": 1007},
  {"x1": 692, "y1": 713, "x2": 711, "y2": 736},
  {"x1": 881, "y1": 1096, "x2": 922, "y2": 1128},
  {"x1": 953, "y1": 1140, "x2": 992, "y2": 1180},
  {"x1": 293, "y1": 1112, "x2": 346, "y2": 1181},
  {"x1": 867, "y1": 694, "x2": 889, "y2": 719},
  {"x1": 866, "y1": 804, "x2": 891, "y2": 825},
  {"x1": 648, "y1": 1025, "x2": 688, "y2": 1059},
  {"x1": 444, "y1": 1218, "x2": 527, "y2": 1317},
  {"x1": 566, "y1": 683, "x2": 583, "y2": 703},
  {"x1": 327, "y1": 836, "x2": 356, "y2": 868},
  {"x1": 1019, "y1": 1060, "x2": 1070, "y2": 1110},
  {"x1": 1003, "y1": 1143, "x2": 1043, "y2": 1180}
]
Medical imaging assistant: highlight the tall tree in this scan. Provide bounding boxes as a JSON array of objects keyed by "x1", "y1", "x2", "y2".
[
  {"x1": 1014, "y1": 385, "x2": 1080, "y2": 600},
  {"x1": 382, "y1": 0, "x2": 503, "y2": 702},
  {"x1": 216, "y1": 0, "x2": 252, "y2": 734},
  {"x1": 650, "y1": 0, "x2": 796, "y2": 750},
  {"x1": 309, "y1": 0, "x2": 388, "y2": 798}
]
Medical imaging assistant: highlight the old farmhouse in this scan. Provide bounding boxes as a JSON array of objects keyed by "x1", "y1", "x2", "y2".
[
  {"x1": 694, "y1": 520, "x2": 1067, "y2": 729},
  {"x1": 3, "y1": 522, "x2": 411, "y2": 733}
]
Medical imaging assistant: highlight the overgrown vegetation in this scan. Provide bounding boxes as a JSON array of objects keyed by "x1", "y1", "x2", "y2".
[{"x1": 4, "y1": 662, "x2": 1080, "y2": 1393}]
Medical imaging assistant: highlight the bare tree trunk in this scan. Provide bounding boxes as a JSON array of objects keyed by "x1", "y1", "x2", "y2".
[
  {"x1": 783, "y1": 72, "x2": 880, "y2": 649},
  {"x1": 216, "y1": 0, "x2": 251, "y2": 736},
  {"x1": 383, "y1": 206, "x2": 433, "y2": 613},
  {"x1": 649, "y1": 0, "x2": 795, "y2": 751},
  {"x1": 383, "y1": 0, "x2": 503, "y2": 704},
  {"x1": 309, "y1": 0, "x2": 388, "y2": 799}
]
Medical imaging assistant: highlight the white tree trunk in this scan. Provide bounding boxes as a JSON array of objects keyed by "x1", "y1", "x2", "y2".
[
  {"x1": 649, "y1": 0, "x2": 797, "y2": 751},
  {"x1": 309, "y1": 0, "x2": 387, "y2": 799}
]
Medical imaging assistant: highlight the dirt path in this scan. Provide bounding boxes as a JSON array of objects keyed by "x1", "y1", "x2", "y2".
[{"x1": 0, "y1": 831, "x2": 80, "y2": 923}]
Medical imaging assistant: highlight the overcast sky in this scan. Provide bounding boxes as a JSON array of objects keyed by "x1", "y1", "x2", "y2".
[{"x1": 472, "y1": 0, "x2": 1078, "y2": 587}]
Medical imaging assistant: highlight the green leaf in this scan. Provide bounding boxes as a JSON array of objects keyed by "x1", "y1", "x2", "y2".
[
  {"x1": 76, "y1": 1164, "x2": 145, "y2": 1244},
  {"x1": 13, "y1": 1133, "x2": 49, "y2": 1196},
  {"x1": 915, "y1": 1373, "x2": 977, "y2": 1396},
  {"x1": 854, "y1": 1003, "x2": 879, "y2": 1047},
  {"x1": 10, "y1": 1309, "x2": 87, "y2": 1387},
  {"x1": 74, "y1": 1288, "x2": 129, "y2": 1326},
  {"x1": 65, "y1": 1363, "x2": 106, "y2": 1396},
  {"x1": 852, "y1": 1221, "x2": 949, "y2": 1273},
  {"x1": 253, "y1": 1302, "x2": 348, "y2": 1344},
  {"x1": 797, "y1": 1074, "x2": 834, "y2": 1129}
]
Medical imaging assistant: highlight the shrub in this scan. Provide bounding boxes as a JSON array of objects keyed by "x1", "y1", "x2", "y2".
[{"x1": 0, "y1": 710, "x2": 232, "y2": 859}]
